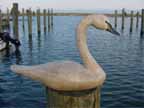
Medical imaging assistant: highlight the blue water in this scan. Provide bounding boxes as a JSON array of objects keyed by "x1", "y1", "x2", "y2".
[{"x1": 0, "y1": 16, "x2": 144, "y2": 108}]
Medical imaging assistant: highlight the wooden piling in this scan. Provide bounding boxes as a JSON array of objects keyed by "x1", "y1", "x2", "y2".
[
  {"x1": 114, "y1": 10, "x2": 117, "y2": 28},
  {"x1": 136, "y1": 12, "x2": 139, "y2": 28},
  {"x1": 0, "y1": 10, "x2": 2, "y2": 32},
  {"x1": 6, "y1": 8, "x2": 10, "y2": 28},
  {"x1": 46, "y1": 87, "x2": 101, "y2": 108},
  {"x1": 37, "y1": 9, "x2": 41, "y2": 34},
  {"x1": 48, "y1": 9, "x2": 50, "y2": 32},
  {"x1": 27, "y1": 9, "x2": 32, "y2": 36},
  {"x1": 43, "y1": 9, "x2": 47, "y2": 32},
  {"x1": 121, "y1": 8, "x2": 125, "y2": 30},
  {"x1": 141, "y1": 9, "x2": 144, "y2": 35},
  {"x1": 51, "y1": 9, "x2": 53, "y2": 28},
  {"x1": 32, "y1": 11, "x2": 35, "y2": 16},
  {"x1": 130, "y1": 11, "x2": 134, "y2": 33},
  {"x1": 12, "y1": 3, "x2": 19, "y2": 39},
  {"x1": 22, "y1": 8, "x2": 25, "y2": 29}
]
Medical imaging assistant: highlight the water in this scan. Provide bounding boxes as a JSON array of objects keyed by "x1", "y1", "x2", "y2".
[{"x1": 0, "y1": 16, "x2": 144, "y2": 108}]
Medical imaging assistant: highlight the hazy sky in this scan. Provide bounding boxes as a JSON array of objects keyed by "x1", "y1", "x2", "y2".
[{"x1": 0, "y1": 0, "x2": 144, "y2": 11}]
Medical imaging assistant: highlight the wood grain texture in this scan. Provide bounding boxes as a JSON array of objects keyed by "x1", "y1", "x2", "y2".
[{"x1": 46, "y1": 87, "x2": 101, "y2": 108}]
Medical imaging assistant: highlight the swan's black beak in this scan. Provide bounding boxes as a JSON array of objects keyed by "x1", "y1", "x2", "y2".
[
  {"x1": 107, "y1": 27, "x2": 120, "y2": 36},
  {"x1": 106, "y1": 21, "x2": 120, "y2": 36}
]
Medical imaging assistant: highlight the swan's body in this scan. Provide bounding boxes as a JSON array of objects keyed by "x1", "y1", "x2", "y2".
[
  {"x1": 12, "y1": 61, "x2": 105, "y2": 91},
  {"x1": 11, "y1": 14, "x2": 119, "y2": 91}
]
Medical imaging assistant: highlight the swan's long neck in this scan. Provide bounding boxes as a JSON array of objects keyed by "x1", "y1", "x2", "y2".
[{"x1": 77, "y1": 17, "x2": 99, "y2": 72}]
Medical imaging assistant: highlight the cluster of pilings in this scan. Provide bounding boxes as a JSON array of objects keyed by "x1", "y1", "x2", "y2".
[
  {"x1": 0, "y1": 9, "x2": 10, "y2": 32},
  {"x1": 25, "y1": 8, "x2": 53, "y2": 36},
  {"x1": 19, "y1": 4, "x2": 54, "y2": 38},
  {"x1": 0, "y1": 3, "x2": 54, "y2": 40},
  {"x1": 0, "y1": 4, "x2": 144, "y2": 41},
  {"x1": 114, "y1": 9, "x2": 144, "y2": 35}
]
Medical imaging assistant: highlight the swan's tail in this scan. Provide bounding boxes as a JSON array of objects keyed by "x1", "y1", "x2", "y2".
[{"x1": 11, "y1": 65, "x2": 42, "y2": 81}]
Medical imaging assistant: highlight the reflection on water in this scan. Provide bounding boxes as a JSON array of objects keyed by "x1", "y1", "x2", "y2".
[
  {"x1": 0, "y1": 47, "x2": 22, "y2": 64},
  {"x1": 0, "y1": 16, "x2": 144, "y2": 108}
]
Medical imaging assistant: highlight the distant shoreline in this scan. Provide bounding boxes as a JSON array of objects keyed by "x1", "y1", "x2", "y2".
[{"x1": 17, "y1": 12, "x2": 141, "y2": 17}]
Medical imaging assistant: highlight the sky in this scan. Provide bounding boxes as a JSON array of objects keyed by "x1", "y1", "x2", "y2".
[{"x1": 0, "y1": 0, "x2": 144, "y2": 11}]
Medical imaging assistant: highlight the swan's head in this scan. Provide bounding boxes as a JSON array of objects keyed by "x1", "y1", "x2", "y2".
[{"x1": 91, "y1": 15, "x2": 120, "y2": 35}]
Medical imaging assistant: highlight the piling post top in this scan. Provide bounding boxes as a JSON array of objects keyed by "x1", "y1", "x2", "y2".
[
  {"x1": 37, "y1": 9, "x2": 40, "y2": 12},
  {"x1": 142, "y1": 9, "x2": 144, "y2": 15},
  {"x1": 43, "y1": 9, "x2": 47, "y2": 16},
  {"x1": 43, "y1": 9, "x2": 46, "y2": 12},
  {"x1": 27, "y1": 8, "x2": 32, "y2": 15},
  {"x1": 48, "y1": 9, "x2": 50, "y2": 13},
  {"x1": 114, "y1": 10, "x2": 117, "y2": 16},
  {"x1": 11, "y1": 3, "x2": 19, "y2": 15},
  {"x1": 122, "y1": 8, "x2": 125, "y2": 13},
  {"x1": 122, "y1": 8, "x2": 126, "y2": 16},
  {"x1": 51, "y1": 8, "x2": 53, "y2": 12},
  {"x1": 137, "y1": 11, "x2": 139, "y2": 15},
  {"x1": 12, "y1": 3, "x2": 19, "y2": 12},
  {"x1": 131, "y1": 11, "x2": 134, "y2": 17},
  {"x1": 13, "y1": 3, "x2": 18, "y2": 6},
  {"x1": 37, "y1": 9, "x2": 41, "y2": 16},
  {"x1": 22, "y1": 8, "x2": 25, "y2": 12}
]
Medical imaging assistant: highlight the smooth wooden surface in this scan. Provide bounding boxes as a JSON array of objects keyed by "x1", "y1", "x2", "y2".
[{"x1": 46, "y1": 87, "x2": 101, "y2": 108}]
